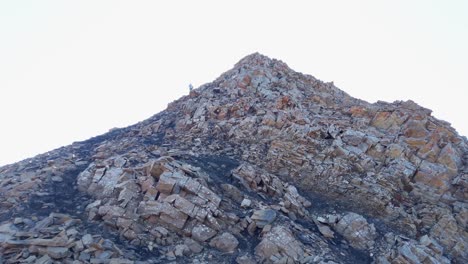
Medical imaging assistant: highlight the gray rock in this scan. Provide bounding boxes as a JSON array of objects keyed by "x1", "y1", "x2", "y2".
[
  {"x1": 191, "y1": 224, "x2": 217, "y2": 242},
  {"x1": 79, "y1": 252, "x2": 91, "y2": 261},
  {"x1": 174, "y1": 244, "x2": 190, "y2": 257},
  {"x1": 82, "y1": 234, "x2": 94, "y2": 246},
  {"x1": 241, "y1": 198, "x2": 252, "y2": 208},
  {"x1": 35, "y1": 255, "x2": 52, "y2": 264},
  {"x1": 51, "y1": 176, "x2": 63, "y2": 182},
  {"x1": 251, "y1": 209, "x2": 277, "y2": 228},
  {"x1": 236, "y1": 254, "x2": 257, "y2": 264},
  {"x1": 46, "y1": 246, "x2": 69, "y2": 259},
  {"x1": 334, "y1": 213, "x2": 376, "y2": 250},
  {"x1": 209, "y1": 232, "x2": 239, "y2": 253},
  {"x1": 317, "y1": 223, "x2": 334, "y2": 239},
  {"x1": 184, "y1": 238, "x2": 204, "y2": 253},
  {"x1": 0, "y1": 223, "x2": 17, "y2": 242},
  {"x1": 96, "y1": 250, "x2": 113, "y2": 259},
  {"x1": 221, "y1": 184, "x2": 244, "y2": 203},
  {"x1": 255, "y1": 225, "x2": 305, "y2": 262}
]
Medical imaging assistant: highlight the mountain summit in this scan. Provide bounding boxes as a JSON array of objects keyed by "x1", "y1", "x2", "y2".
[{"x1": 1, "y1": 53, "x2": 466, "y2": 263}]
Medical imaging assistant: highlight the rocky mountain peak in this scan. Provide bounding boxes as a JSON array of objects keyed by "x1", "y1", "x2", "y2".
[
  {"x1": 184, "y1": 52, "x2": 357, "y2": 124},
  {"x1": 235, "y1": 52, "x2": 275, "y2": 67},
  {"x1": 0, "y1": 54, "x2": 467, "y2": 263}
]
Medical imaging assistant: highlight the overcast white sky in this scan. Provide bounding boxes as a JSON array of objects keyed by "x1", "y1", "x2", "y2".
[{"x1": 0, "y1": 0, "x2": 467, "y2": 166}]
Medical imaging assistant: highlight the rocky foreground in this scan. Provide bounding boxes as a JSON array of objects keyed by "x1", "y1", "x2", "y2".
[{"x1": 0, "y1": 53, "x2": 467, "y2": 263}]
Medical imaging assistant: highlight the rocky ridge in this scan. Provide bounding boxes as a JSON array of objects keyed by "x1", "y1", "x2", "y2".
[{"x1": 0, "y1": 53, "x2": 467, "y2": 263}]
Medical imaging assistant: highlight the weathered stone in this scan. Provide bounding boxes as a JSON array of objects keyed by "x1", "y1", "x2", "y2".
[
  {"x1": 4, "y1": 236, "x2": 68, "y2": 247},
  {"x1": 0, "y1": 223, "x2": 17, "y2": 242},
  {"x1": 430, "y1": 214, "x2": 467, "y2": 261},
  {"x1": 371, "y1": 111, "x2": 406, "y2": 131},
  {"x1": 156, "y1": 172, "x2": 177, "y2": 194},
  {"x1": 437, "y1": 143, "x2": 461, "y2": 173},
  {"x1": 334, "y1": 213, "x2": 376, "y2": 250},
  {"x1": 35, "y1": 255, "x2": 52, "y2": 264},
  {"x1": 191, "y1": 224, "x2": 217, "y2": 242},
  {"x1": 174, "y1": 244, "x2": 190, "y2": 257},
  {"x1": 251, "y1": 209, "x2": 277, "y2": 228},
  {"x1": 209, "y1": 232, "x2": 239, "y2": 253},
  {"x1": 414, "y1": 161, "x2": 453, "y2": 192},
  {"x1": 79, "y1": 252, "x2": 91, "y2": 262},
  {"x1": 317, "y1": 223, "x2": 335, "y2": 238},
  {"x1": 403, "y1": 120, "x2": 429, "y2": 138},
  {"x1": 92, "y1": 167, "x2": 123, "y2": 197},
  {"x1": 236, "y1": 254, "x2": 257, "y2": 264},
  {"x1": 141, "y1": 201, "x2": 188, "y2": 229},
  {"x1": 108, "y1": 259, "x2": 134, "y2": 264},
  {"x1": 221, "y1": 184, "x2": 244, "y2": 203},
  {"x1": 165, "y1": 194, "x2": 196, "y2": 217},
  {"x1": 46, "y1": 246, "x2": 70, "y2": 259},
  {"x1": 378, "y1": 239, "x2": 451, "y2": 264},
  {"x1": 82, "y1": 234, "x2": 94, "y2": 247},
  {"x1": 241, "y1": 198, "x2": 252, "y2": 208},
  {"x1": 238, "y1": 75, "x2": 251, "y2": 89},
  {"x1": 183, "y1": 237, "x2": 203, "y2": 253},
  {"x1": 255, "y1": 226, "x2": 305, "y2": 262}
]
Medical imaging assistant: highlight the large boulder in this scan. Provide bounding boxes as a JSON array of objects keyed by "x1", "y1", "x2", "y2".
[
  {"x1": 209, "y1": 232, "x2": 239, "y2": 253},
  {"x1": 255, "y1": 225, "x2": 305, "y2": 263},
  {"x1": 334, "y1": 212, "x2": 376, "y2": 250},
  {"x1": 191, "y1": 224, "x2": 217, "y2": 242}
]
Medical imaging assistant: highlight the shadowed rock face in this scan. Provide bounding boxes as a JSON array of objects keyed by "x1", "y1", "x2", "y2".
[{"x1": 0, "y1": 53, "x2": 467, "y2": 264}]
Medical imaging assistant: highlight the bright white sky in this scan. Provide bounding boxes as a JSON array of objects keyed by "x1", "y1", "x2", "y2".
[{"x1": 0, "y1": 0, "x2": 467, "y2": 166}]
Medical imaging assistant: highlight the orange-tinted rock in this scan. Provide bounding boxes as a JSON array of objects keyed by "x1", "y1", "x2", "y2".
[
  {"x1": 386, "y1": 144, "x2": 405, "y2": 159},
  {"x1": 209, "y1": 232, "x2": 239, "y2": 253},
  {"x1": 417, "y1": 140, "x2": 440, "y2": 162},
  {"x1": 261, "y1": 111, "x2": 276, "y2": 127},
  {"x1": 404, "y1": 120, "x2": 429, "y2": 138},
  {"x1": 238, "y1": 75, "x2": 251, "y2": 89},
  {"x1": 255, "y1": 226, "x2": 305, "y2": 262},
  {"x1": 276, "y1": 95, "x2": 293, "y2": 110},
  {"x1": 335, "y1": 213, "x2": 376, "y2": 250},
  {"x1": 156, "y1": 172, "x2": 177, "y2": 194},
  {"x1": 371, "y1": 111, "x2": 407, "y2": 131},
  {"x1": 414, "y1": 161, "x2": 453, "y2": 193},
  {"x1": 349, "y1": 106, "x2": 369, "y2": 117},
  {"x1": 216, "y1": 107, "x2": 229, "y2": 120},
  {"x1": 404, "y1": 137, "x2": 427, "y2": 148},
  {"x1": 437, "y1": 143, "x2": 461, "y2": 174}
]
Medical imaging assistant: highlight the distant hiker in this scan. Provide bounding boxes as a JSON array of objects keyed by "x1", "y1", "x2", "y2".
[{"x1": 189, "y1": 83, "x2": 193, "y2": 91}]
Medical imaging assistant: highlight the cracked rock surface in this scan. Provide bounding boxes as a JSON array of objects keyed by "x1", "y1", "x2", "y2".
[{"x1": 1, "y1": 53, "x2": 467, "y2": 263}]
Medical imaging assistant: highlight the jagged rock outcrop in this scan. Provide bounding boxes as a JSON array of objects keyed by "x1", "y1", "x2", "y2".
[{"x1": 0, "y1": 53, "x2": 467, "y2": 263}]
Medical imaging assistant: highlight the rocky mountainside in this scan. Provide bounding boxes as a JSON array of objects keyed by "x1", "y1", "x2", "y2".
[{"x1": 0, "y1": 53, "x2": 467, "y2": 264}]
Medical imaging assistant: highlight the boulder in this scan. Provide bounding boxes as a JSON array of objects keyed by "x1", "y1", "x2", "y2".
[
  {"x1": 46, "y1": 246, "x2": 70, "y2": 259},
  {"x1": 414, "y1": 161, "x2": 453, "y2": 193},
  {"x1": 251, "y1": 209, "x2": 277, "y2": 228},
  {"x1": 317, "y1": 223, "x2": 335, "y2": 239},
  {"x1": 191, "y1": 224, "x2": 217, "y2": 242},
  {"x1": 255, "y1": 226, "x2": 305, "y2": 262},
  {"x1": 209, "y1": 232, "x2": 239, "y2": 253},
  {"x1": 334, "y1": 213, "x2": 376, "y2": 250}
]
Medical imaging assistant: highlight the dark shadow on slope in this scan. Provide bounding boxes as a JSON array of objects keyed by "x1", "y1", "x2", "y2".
[
  {"x1": 179, "y1": 154, "x2": 240, "y2": 183},
  {"x1": 180, "y1": 155, "x2": 372, "y2": 264},
  {"x1": 302, "y1": 191, "x2": 403, "y2": 237},
  {"x1": 12, "y1": 166, "x2": 159, "y2": 261},
  {"x1": 295, "y1": 217, "x2": 372, "y2": 264}
]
